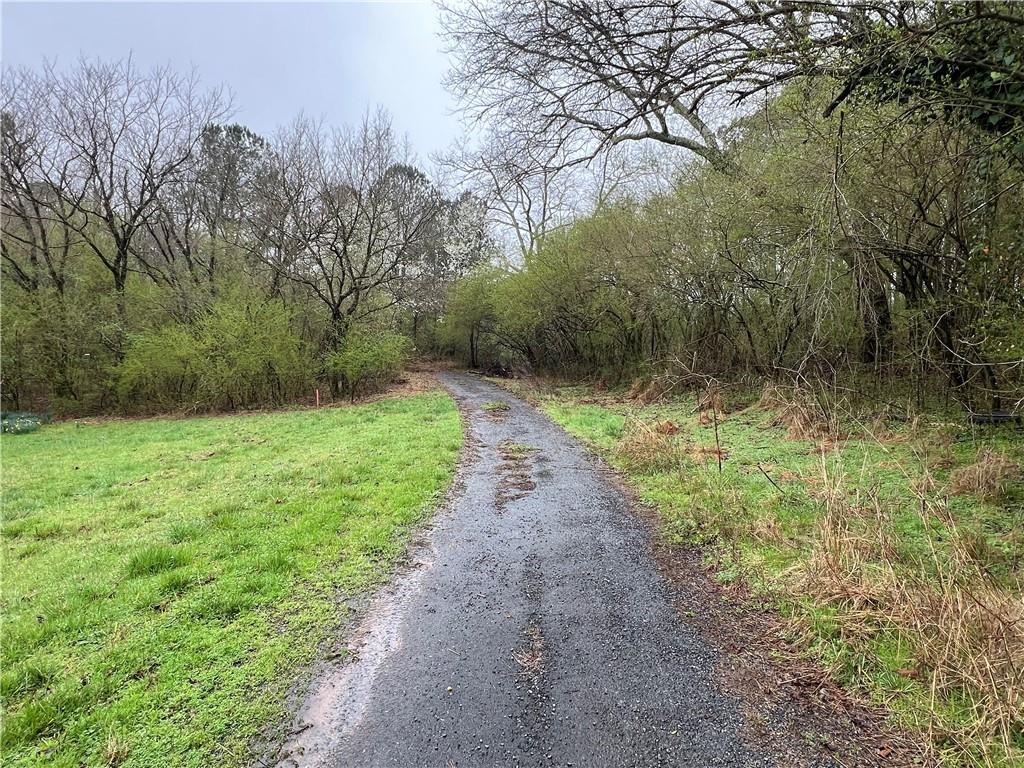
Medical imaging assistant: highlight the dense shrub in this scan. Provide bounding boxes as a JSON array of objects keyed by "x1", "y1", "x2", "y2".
[
  {"x1": 436, "y1": 266, "x2": 503, "y2": 369},
  {"x1": 193, "y1": 295, "x2": 311, "y2": 409},
  {"x1": 1, "y1": 284, "x2": 121, "y2": 414},
  {"x1": 117, "y1": 327, "x2": 200, "y2": 409},
  {"x1": 325, "y1": 328, "x2": 412, "y2": 400},
  {"x1": 437, "y1": 89, "x2": 1024, "y2": 409},
  {"x1": 117, "y1": 294, "x2": 311, "y2": 412}
]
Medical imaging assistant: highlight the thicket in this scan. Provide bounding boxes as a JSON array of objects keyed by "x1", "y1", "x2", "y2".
[
  {"x1": 437, "y1": 1, "x2": 1024, "y2": 416},
  {"x1": 115, "y1": 292, "x2": 311, "y2": 411},
  {"x1": 325, "y1": 328, "x2": 412, "y2": 401}
]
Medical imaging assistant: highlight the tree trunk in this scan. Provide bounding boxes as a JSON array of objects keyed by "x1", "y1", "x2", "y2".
[
  {"x1": 848, "y1": 251, "x2": 893, "y2": 367},
  {"x1": 469, "y1": 327, "x2": 479, "y2": 369},
  {"x1": 859, "y1": 278, "x2": 893, "y2": 366}
]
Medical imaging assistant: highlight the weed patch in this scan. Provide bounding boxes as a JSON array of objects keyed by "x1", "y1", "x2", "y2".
[
  {"x1": 126, "y1": 544, "x2": 193, "y2": 577},
  {"x1": 759, "y1": 383, "x2": 836, "y2": 441},
  {"x1": 949, "y1": 449, "x2": 1020, "y2": 500},
  {"x1": 516, "y1": 379, "x2": 1023, "y2": 767},
  {"x1": 618, "y1": 417, "x2": 690, "y2": 472}
]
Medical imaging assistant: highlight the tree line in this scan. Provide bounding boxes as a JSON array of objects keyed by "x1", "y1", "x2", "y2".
[
  {"x1": 2, "y1": 59, "x2": 490, "y2": 414},
  {"x1": 436, "y1": 0, "x2": 1024, "y2": 413},
  {"x1": 4, "y1": 3, "x2": 1024, "y2": 416}
]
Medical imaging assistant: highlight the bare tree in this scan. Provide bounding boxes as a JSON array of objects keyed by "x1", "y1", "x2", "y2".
[
  {"x1": 440, "y1": 0, "x2": 746, "y2": 172},
  {"x1": 441, "y1": 1, "x2": 1024, "y2": 175},
  {"x1": 14, "y1": 58, "x2": 229, "y2": 320},
  {"x1": 249, "y1": 111, "x2": 444, "y2": 348},
  {"x1": 441, "y1": 135, "x2": 574, "y2": 260},
  {"x1": 141, "y1": 124, "x2": 268, "y2": 300},
  {"x1": 1, "y1": 71, "x2": 76, "y2": 295},
  {"x1": 439, "y1": 127, "x2": 667, "y2": 264}
]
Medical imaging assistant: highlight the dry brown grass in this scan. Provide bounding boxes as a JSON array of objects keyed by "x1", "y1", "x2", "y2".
[
  {"x1": 748, "y1": 515, "x2": 787, "y2": 545},
  {"x1": 103, "y1": 729, "x2": 129, "y2": 767},
  {"x1": 626, "y1": 377, "x2": 647, "y2": 400},
  {"x1": 627, "y1": 377, "x2": 673, "y2": 405},
  {"x1": 796, "y1": 460, "x2": 1023, "y2": 766},
  {"x1": 757, "y1": 381, "x2": 790, "y2": 410},
  {"x1": 689, "y1": 444, "x2": 729, "y2": 465},
  {"x1": 618, "y1": 416, "x2": 689, "y2": 472},
  {"x1": 696, "y1": 383, "x2": 724, "y2": 413},
  {"x1": 758, "y1": 382, "x2": 835, "y2": 441},
  {"x1": 948, "y1": 449, "x2": 1020, "y2": 500},
  {"x1": 867, "y1": 415, "x2": 911, "y2": 445},
  {"x1": 512, "y1": 624, "x2": 545, "y2": 679},
  {"x1": 910, "y1": 470, "x2": 939, "y2": 497},
  {"x1": 653, "y1": 419, "x2": 681, "y2": 435},
  {"x1": 619, "y1": 415, "x2": 732, "y2": 477}
]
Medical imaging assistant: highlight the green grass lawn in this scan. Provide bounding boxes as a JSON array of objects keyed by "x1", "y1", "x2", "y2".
[
  {"x1": 0, "y1": 392, "x2": 461, "y2": 767},
  {"x1": 503, "y1": 380, "x2": 1023, "y2": 767}
]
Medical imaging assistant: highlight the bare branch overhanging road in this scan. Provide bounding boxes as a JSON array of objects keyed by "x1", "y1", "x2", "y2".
[{"x1": 281, "y1": 372, "x2": 780, "y2": 767}]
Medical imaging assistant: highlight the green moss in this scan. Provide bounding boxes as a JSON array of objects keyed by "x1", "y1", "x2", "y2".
[{"x1": 481, "y1": 400, "x2": 511, "y2": 412}]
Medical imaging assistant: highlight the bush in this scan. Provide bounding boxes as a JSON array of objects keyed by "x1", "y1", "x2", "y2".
[
  {"x1": 325, "y1": 328, "x2": 411, "y2": 400},
  {"x1": 194, "y1": 295, "x2": 311, "y2": 409},
  {"x1": 949, "y1": 449, "x2": 1020, "y2": 500},
  {"x1": 116, "y1": 327, "x2": 200, "y2": 409},
  {"x1": 1, "y1": 285, "x2": 119, "y2": 415},
  {"x1": 117, "y1": 294, "x2": 311, "y2": 412}
]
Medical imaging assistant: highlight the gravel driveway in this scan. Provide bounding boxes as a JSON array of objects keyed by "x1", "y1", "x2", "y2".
[{"x1": 276, "y1": 372, "x2": 775, "y2": 767}]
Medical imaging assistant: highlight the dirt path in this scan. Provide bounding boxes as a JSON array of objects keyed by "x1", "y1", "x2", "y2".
[{"x1": 273, "y1": 373, "x2": 840, "y2": 767}]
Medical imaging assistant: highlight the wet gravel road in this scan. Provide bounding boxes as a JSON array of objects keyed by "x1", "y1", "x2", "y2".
[{"x1": 296, "y1": 372, "x2": 774, "y2": 767}]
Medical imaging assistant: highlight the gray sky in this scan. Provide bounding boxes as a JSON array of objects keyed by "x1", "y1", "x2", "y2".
[{"x1": 1, "y1": 1, "x2": 462, "y2": 159}]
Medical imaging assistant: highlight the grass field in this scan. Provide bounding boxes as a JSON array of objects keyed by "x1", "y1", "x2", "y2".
[
  {"x1": 502, "y1": 379, "x2": 1023, "y2": 767},
  {"x1": 0, "y1": 392, "x2": 461, "y2": 767}
]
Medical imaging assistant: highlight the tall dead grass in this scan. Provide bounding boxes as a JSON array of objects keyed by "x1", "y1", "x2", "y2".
[
  {"x1": 618, "y1": 416, "x2": 689, "y2": 472},
  {"x1": 798, "y1": 459, "x2": 1023, "y2": 766},
  {"x1": 610, "y1": 376, "x2": 1021, "y2": 761},
  {"x1": 949, "y1": 449, "x2": 1021, "y2": 500},
  {"x1": 627, "y1": 377, "x2": 674, "y2": 405},
  {"x1": 696, "y1": 382, "x2": 724, "y2": 413},
  {"x1": 758, "y1": 382, "x2": 837, "y2": 441}
]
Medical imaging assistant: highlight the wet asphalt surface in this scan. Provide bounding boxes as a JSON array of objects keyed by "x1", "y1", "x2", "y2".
[{"x1": 327, "y1": 372, "x2": 773, "y2": 767}]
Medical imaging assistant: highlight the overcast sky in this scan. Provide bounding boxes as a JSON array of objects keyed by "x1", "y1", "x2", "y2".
[{"x1": 1, "y1": 1, "x2": 463, "y2": 160}]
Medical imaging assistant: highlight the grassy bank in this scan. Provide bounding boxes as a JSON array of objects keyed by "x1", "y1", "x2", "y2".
[
  {"x1": 501, "y1": 379, "x2": 1023, "y2": 767},
  {"x1": 0, "y1": 392, "x2": 461, "y2": 767}
]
